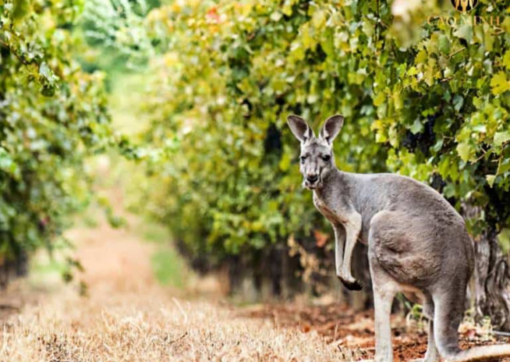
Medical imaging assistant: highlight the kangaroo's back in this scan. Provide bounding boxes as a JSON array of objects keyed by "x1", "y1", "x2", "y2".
[{"x1": 345, "y1": 173, "x2": 468, "y2": 246}]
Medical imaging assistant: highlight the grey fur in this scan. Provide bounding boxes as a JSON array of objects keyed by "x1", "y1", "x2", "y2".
[{"x1": 287, "y1": 114, "x2": 510, "y2": 362}]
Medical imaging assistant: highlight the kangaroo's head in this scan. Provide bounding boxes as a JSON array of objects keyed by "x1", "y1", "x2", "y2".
[{"x1": 287, "y1": 114, "x2": 344, "y2": 190}]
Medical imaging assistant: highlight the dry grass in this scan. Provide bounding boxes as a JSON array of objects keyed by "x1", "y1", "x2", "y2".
[
  {"x1": 1, "y1": 218, "x2": 507, "y2": 362},
  {"x1": 0, "y1": 221, "x2": 352, "y2": 362}
]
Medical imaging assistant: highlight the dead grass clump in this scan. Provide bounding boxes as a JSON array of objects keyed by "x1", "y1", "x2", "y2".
[{"x1": 0, "y1": 293, "x2": 348, "y2": 362}]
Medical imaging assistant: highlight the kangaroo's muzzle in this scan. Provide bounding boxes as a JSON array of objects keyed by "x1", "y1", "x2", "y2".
[{"x1": 304, "y1": 172, "x2": 321, "y2": 189}]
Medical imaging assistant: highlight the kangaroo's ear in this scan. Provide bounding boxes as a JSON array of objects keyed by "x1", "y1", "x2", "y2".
[
  {"x1": 320, "y1": 115, "x2": 344, "y2": 144},
  {"x1": 287, "y1": 115, "x2": 315, "y2": 142}
]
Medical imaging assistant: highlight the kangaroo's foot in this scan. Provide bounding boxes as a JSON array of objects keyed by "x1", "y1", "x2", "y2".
[
  {"x1": 337, "y1": 274, "x2": 363, "y2": 290},
  {"x1": 422, "y1": 319, "x2": 440, "y2": 362},
  {"x1": 410, "y1": 356, "x2": 440, "y2": 362}
]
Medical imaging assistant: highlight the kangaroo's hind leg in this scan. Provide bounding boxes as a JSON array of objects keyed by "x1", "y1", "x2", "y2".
[
  {"x1": 421, "y1": 298, "x2": 440, "y2": 362},
  {"x1": 432, "y1": 283, "x2": 467, "y2": 361},
  {"x1": 370, "y1": 262, "x2": 398, "y2": 362},
  {"x1": 405, "y1": 293, "x2": 439, "y2": 362},
  {"x1": 368, "y1": 224, "x2": 400, "y2": 362},
  {"x1": 369, "y1": 210, "x2": 442, "y2": 362}
]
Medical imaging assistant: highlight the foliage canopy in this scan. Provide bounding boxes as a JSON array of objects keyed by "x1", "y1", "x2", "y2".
[
  {"x1": 138, "y1": 0, "x2": 510, "y2": 265},
  {"x1": 0, "y1": 0, "x2": 114, "y2": 273}
]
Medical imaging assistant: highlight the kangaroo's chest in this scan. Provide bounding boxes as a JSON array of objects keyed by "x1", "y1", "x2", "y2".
[{"x1": 313, "y1": 193, "x2": 350, "y2": 226}]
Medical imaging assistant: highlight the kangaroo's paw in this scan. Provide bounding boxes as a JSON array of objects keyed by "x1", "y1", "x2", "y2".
[{"x1": 337, "y1": 275, "x2": 364, "y2": 290}]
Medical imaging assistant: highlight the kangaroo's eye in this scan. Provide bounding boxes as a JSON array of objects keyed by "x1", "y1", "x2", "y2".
[
  {"x1": 300, "y1": 156, "x2": 307, "y2": 163},
  {"x1": 322, "y1": 155, "x2": 331, "y2": 162}
]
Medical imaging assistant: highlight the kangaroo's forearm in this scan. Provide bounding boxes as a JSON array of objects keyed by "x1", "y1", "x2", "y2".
[
  {"x1": 333, "y1": 225, "x2": 346, "y2": 277},
  {"x1": 331, "y1": 212, "x2": 363, "y2": 290},
  {"x1": 341, "y1": 213, "x2": 362, "y2": 278}
]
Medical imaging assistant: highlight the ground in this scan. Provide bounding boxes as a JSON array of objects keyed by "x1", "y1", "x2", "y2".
[{"x1": 0, "y1": 214, "x2": 509, "y2": 361}]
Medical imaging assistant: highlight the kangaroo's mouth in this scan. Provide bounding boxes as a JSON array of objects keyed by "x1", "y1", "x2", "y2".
[{"x1": 303, "y1": 179, "x2": 323, "y2": 190}]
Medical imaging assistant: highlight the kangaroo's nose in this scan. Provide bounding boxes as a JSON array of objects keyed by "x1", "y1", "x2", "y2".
[{"x1": 306, "y1": 174, "x2": 318, "y2": 183}]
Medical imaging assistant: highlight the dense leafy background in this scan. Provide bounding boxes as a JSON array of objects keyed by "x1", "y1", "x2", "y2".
[
  {"x1": 0, "y1": 0, "x2": 115, "y2": 281},
  {"x1": 136, "y1": 0, "x2": 510, "y2": 276}
]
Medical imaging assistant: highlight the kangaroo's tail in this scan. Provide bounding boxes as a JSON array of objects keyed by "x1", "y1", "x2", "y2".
[
  {"x1": 434, "y1": 284, "x2": 510, "y2": 362},
  {"x1": 445, "y1": 344, "x2": 510, "y2": 361}
]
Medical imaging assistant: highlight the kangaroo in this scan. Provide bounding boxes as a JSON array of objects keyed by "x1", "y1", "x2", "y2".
[{"x1": 287, "y1": 114, "x2": 510, "y2": 362}]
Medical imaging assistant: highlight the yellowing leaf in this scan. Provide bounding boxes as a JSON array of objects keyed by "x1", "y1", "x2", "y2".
[
  {"x1": 486, "y1": 175, "x2": 496, "y2": 187},
  {"x1": 373, "y1": 92, "x2": 386, "y2": 107},
  {"x1": 312, "y1": 10, "x2": 326, "y2": 29},
  {"x1": 503, "y1": 51, "x2": 510, "y2": 70},
  {"x1": 490, "y1": 72, "x2": 510, "y2": 95},
  {"x1": 279, "y1": 153, "x2": 291, "y2": 171},
  {"x1": 371, "y1": 120, "x2": 384, "y2": 131},
  {"x1": 415, "y1": 50, "x2": 427, "y2": 64},
  {"x1": 393, "y1": 90, "x2": 403, "y2": 110}
]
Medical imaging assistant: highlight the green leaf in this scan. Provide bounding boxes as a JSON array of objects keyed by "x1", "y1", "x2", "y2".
[
  {"x1": 438, "y1": 34, "x2": 450, "y2": 55},
  {"x1": 453, "y1": 95, "x2": 464, "y2": 111},
  {"x1": 503, "y1": 51, "x2": 510, "y2": 70},
  {"x1": 457, "y1": 142, "x2": 471, "y2": 162},
  {"x1": 0, "y1": 147, "x2": 16, "y2": 173},
  {"x1": 494, "y1": 131, "x2": 510, "y2": 147},
  {"x1": 453, "y1": 24, "x2": 473, "y2": 43},
  {"x1": 486, "y1": 175, "x2": 496, "y2": 188},
  {"x1": 39, "y1": 62, "x2": 51, "y2": 79},
  {"x1": 12, "y1": 0, "x2": 31, "y2": 21},
  {"x1": 410, "y1": 119, "x2": 424, "y2": 135}
]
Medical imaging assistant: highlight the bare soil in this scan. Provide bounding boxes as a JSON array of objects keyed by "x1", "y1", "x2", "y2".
[{"x1": 239, "y1": 303, "x2": 510, "y2": 361}]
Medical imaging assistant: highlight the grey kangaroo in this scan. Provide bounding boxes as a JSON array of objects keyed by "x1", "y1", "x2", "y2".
[{"x1": 287, "y1": 114, "x2": 510, "y2": 362}]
